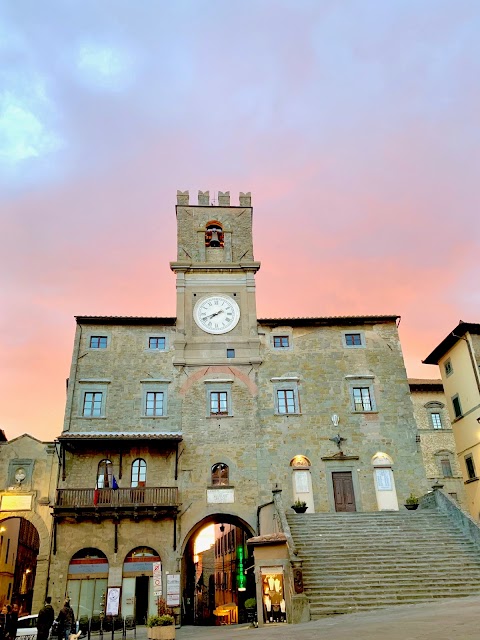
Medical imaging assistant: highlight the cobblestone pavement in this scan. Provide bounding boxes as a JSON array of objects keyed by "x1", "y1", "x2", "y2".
[{"x1": 132, "y1": 595, "x2": 480, "y2": 639}]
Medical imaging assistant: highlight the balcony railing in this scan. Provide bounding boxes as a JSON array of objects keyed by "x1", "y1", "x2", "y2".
[{"x1": 55, "y1": 487, "x2": 179, "y2": 508}]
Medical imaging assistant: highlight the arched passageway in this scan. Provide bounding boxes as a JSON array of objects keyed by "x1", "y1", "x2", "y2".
[
  {"x1": 181, "y1": 514, "x2": 255, "y2": 626},
  {"x1": 0, "y1": 517, "x2": 40, "y2": 614}
]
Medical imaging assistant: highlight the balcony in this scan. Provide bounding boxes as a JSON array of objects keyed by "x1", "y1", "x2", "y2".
[{"x1": 53, "y1": 487, "x2": 179, "y2": 521}]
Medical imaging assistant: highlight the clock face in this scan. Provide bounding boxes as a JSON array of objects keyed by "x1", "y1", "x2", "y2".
[{"x1": 194, "y1": 295, "x2": 240, "y2": 334}]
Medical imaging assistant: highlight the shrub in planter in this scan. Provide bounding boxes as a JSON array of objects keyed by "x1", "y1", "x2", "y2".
[
  {"x1": 244, "y1": 598, "x2": 256, "y2": 609},
  {"x1": 291, "y1": 499, "x2": 307, "y2": 513},
  {"x1": 404, "y1": 493, "x2": 419, "y2": 510},
  {"x1": 146, "y1": 615, "x2": 175, "y2": 640}
]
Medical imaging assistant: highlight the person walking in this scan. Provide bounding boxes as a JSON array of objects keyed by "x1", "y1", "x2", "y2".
[
  {"x1": 56, "y1": 600, "x2": 75, "y2": 640},
  {"x1": 37, "y1": 597, "x2": 55, "y2": 640},
  {"x1": 5, "y1": 605, "x2": 18, "y2": 639}
]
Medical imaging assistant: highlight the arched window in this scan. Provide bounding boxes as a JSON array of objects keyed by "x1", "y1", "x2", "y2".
[
  {"x1": 211, "y1": 463, "x2": 229, "y2": 486},
  {"x1": 97, "y1": 459, "x2": 113, "y2": 488},
  {"x1": 131, "y1": 459, "x2": 147, "y2": 487},
  {"x1": 205, "y1": 222, "x2": 224, "y2": 248}
]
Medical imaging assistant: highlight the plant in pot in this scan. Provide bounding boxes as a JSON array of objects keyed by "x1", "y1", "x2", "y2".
[
  {"x1": 146, "y1": 614, "x2": 175, "y2": 640},
  {"x1": 244, "y1": 597, "x2": 257, "y2": 627},
  {"x1": 291, "y1": 499, "x2": 308, "y2": 513},
  {"x1": 404, "y1": 493, "x2": 419, "y2": 511}
]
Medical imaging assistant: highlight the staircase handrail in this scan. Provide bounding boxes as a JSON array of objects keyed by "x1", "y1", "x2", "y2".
[
  {"x1": 272, "y1": 488, "x2": 299, "y2": 558},
  {"x1": 421, "y1": 488, "x2": 480, "y2": 549}
]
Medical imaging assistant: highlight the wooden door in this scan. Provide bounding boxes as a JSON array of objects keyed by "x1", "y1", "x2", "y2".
[{"x1": 332, "y1": 471, "x2": 356, "y2": 512}]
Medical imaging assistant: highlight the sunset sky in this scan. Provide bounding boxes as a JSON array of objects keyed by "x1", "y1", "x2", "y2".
[{"x1": 1, "y1": 1, "x2": 479, "y2": 442}]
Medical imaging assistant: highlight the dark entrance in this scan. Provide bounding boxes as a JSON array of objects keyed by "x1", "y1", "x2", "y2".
[
  {"x1": 332, "y1": 471, "x2": 356, "y2": 512},
  {"x1": 135, "y1": 576, "x2": 149, "y2": 624}
]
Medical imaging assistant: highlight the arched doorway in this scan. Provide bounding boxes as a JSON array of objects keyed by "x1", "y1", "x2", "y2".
[
  {"x1": 290, "y1": 455, "x2": 315, "y2": 512},
  {"x1": 122, "y1": 547, "x2": 161, "y2": 625},
  {"x1": 0, "y1": 517, "x2": 40, "y2": 614},
  {"x1": 372, "y1": 452, "x2": 399, "y2": 511},
  {"x1": 67, "y1": 548, "x2": 108, "y2": 620},
  {"x1": 181, "y1": 515, "x2": 255, "y2": 626}
]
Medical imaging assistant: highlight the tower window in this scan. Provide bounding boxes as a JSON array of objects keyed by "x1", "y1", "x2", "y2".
[
  {"x1": 226, "y1": 349, "x2": 235, "y2": 358},
  {"x1": 90, "y1": 336, "x2": 108, "y2": 349}
]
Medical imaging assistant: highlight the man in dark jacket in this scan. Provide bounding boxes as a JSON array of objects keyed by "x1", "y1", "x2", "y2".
[
  {"x1": 5, "y1": 604, "x2": 18, "y2": 639},
  {"x1": 56, "y1": 600, "x2": 75, "y2": 640},
  {"x1": 37, "y1": 597, "x2": 55, "y2": 640}
]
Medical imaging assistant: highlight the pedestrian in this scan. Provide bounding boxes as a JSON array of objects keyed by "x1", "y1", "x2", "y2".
[
  {"x1": 0, "y1": 606, "x2": 7, "y2": 640},
  {"x1": 5, "y1": 605, "x2": 18, "y2": 639},
  {"x1": 56, "y1": 600, "x2": 75, "y2": 640},
  {"x1": 37, "y1": 597, "x2": 55, "y2": 640}
]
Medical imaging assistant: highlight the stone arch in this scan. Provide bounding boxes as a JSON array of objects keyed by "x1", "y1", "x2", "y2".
[
  {"x1": 180, "y1": 513, "x2": 256, "y2": 626},
  {"x1": 424, "y1": 401, "x2": 445, "y2": 409},
  {"x1": 179, "y1": 366, "x2": 258, "y2": 397},
  {"x1": 371, "y1": 452, "x2": 394, "y2": 467},
  {"x1": 289, "y1": 455, "x2": 311, "y2": 468},
  {"x1": 0, "y1": 511, "x2": 50, "y2": 558},
  {"x1": 371, "y1": 452, "x2": 399, "y2": 511}
]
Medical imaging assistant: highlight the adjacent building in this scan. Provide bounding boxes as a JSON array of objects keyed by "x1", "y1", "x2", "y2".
[{"x1": 423, "y1": 322, "x2": 480, "y2": 519}]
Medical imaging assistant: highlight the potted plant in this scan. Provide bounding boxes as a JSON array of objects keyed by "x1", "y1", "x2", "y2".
[
  {"x1": 404, "y1": 493, "x2": 419, "y2": 510},
  {"x1": 146, "y1": 615, "x2": 175, "y2": 640},
  {"x1": 244, "y1": 597, "x2": 257, "y2": 627},
  {"x1": 291, "y1": 499, "x2": 308, "y2": 513}
]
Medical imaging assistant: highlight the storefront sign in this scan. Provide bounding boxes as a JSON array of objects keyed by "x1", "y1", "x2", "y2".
[{"x1": 166, "y1": 574, "x2": 180, "y2": 607}]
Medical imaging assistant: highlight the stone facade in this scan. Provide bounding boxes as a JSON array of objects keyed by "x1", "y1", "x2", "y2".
[
  {"x1": 49, "y1": 191, "x2": 431, "y2": 624},
  {"x1": 409, "y1": 379, "x2": 466, "y2": 507},
  {"x1": 0, "y1": 433, "x2": 58, "y2": 613}
]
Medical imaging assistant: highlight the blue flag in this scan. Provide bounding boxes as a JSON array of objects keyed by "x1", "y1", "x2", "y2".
[{"x1": 112, "y1": 476, "x2": 119, "y2": 490}]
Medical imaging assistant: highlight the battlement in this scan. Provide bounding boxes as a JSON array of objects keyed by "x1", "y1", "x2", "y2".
[{"x1": 176, "y1": 190, "x2": 252, "y2": 207}]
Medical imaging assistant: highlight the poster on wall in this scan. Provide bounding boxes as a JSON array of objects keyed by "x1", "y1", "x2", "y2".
[
  {"x1": 106, "y1": 587, "x2": 121, "y2": 616},
  {"x1": 166, "y1": 574, "x2": 180, "y2": 607}
]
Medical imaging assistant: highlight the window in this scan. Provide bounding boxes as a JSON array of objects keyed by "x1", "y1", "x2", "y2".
[
  {"x1": 211, "y1": 463, "x2": 229, "y2": 486},
  {"x1": 277, "y1": 389, "x2": 296, "y2": 414},
  {"x1": 131, "y1": 459, "x2": 147, "y2": 487},
  {"x1": 353, "y1": 387, "x2": 372, "y2": 411},
  {"x1": 145, "y1": 391, "x2": 164, "y2": 416},
  {"x1": 444, "y1": 359, "x2": 453, "y2": 376},
  {"x1": 90, "y1": 336, "x2": 107, "y2": 349},
  {"x1": 226, "y1": 349, "x2": 235, "y2": 358},
  {"x1": 97, "y1": 460, "x2": 113, "y2": 488},
  {"x1": 441, "y1": 458, "x2": 453, "y2": 477},
  {"x1": 452, "y1": 395, "x2": 462, "y2": 419},
  {"x1": 431, "y1": 412, "x2": 442, "y2": 429},
  {"x1": 149, "y1": 337, "x2": 166, "y2": 350},
  {"x1": 83, "y1": 392, "x2": 103, "y2": 417},
  {"x1": 273, "y1": 336, "x2": 289, "y2": 349},
  {"x1": 465, "y1": 455, "x2": 476, "y2": 480},
  {"x1": 210, "y1": 391, "x2": 228, "y2": 416},
  {"x1": 342, "y1": 331, "x2": 365, "y2": 348}
]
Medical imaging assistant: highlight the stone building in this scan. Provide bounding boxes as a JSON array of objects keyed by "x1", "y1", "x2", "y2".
[
  {"x1": 408, "y1": 379, "x2": 466, "y2": 506},
  {"x1": 423, "y1": 322, "x2": 480, "y2": 519},
  {"x1": 49, "y1": 191, "x2": 430, "y2": 625},
  {"x1": 0, "y1": 432, "x2": 58, "y2": 613}
]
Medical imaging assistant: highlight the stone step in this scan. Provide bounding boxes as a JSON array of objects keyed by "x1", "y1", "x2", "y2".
[{"x1": 288, "y1": 507, "x2": 480, "y2": 617}]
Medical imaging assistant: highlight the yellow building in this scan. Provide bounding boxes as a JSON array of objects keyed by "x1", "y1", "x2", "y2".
[{"x1": 423, "y1": 322, "x2": 480, "y2": 519}]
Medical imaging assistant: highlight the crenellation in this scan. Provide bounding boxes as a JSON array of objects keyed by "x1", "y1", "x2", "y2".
[
  {"x1": 239, "y1": 191, "x2": 251, "y2": 206},
  {"x1": 198, "y1": 190, "x2": 210, "y2": 205},
  {"x1": 176, "y1": 189, "x2": 189, "y2": 205},
  {"x1": 218, "y1": 191, "x2": 230, "y2": 206}
]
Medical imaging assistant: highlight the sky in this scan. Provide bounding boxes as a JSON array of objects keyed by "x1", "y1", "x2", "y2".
[{"x1": 1, "y1": 0, "x2": 479, "y2": 442}]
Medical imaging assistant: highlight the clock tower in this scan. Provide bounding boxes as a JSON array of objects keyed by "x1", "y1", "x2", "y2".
[{"x1": 170, "y1": 190, "x2": 262, "y2": 367}]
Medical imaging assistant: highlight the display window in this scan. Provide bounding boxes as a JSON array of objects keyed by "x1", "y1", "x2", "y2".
[{"x1": 260, "y1": 567, "x2": 286, "y2": 623}]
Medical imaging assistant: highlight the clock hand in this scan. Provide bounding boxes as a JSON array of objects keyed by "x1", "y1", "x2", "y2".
[{"x1": 205, "y1": 310, "x2": 225, "y2": 320}]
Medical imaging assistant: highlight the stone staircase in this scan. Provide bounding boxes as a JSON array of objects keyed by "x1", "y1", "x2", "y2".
[{"x1": 287, "y1": 509, "x2": 480, "y2": 618}]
